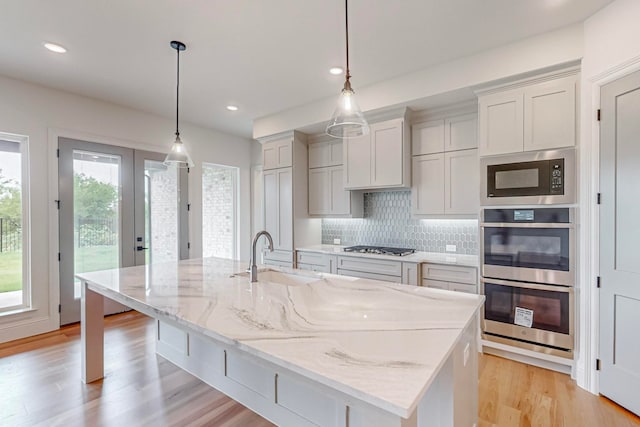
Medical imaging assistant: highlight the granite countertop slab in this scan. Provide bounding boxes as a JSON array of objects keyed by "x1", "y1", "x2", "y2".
[{"x1": 77, "y1": 257, "x2": 483, "y2": 418}]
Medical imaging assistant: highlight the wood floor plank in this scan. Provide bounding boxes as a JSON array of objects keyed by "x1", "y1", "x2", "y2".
[{"x1": 1, "y1": 311, "x2": 639, "y2": 426}]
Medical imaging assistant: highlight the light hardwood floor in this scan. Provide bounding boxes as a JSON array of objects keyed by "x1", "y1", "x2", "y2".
[{"x1": 0, "y1": 312, "x2": 638, "y2": 427}]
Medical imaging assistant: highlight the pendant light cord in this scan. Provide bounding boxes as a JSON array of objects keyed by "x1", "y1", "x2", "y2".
[
  {"x1": 176, "y1": 46, "x2": 180, "y2": 137},
  {"x1": 345, "y1": 0, "x2": 351, "y2": 82}
]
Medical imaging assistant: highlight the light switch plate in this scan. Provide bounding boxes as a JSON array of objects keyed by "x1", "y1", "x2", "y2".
[
  {"x1": 446, "y1": 244, "x2": 457, "y2": 252},
  {"x1": 333, "y1": 238, "x2": 341, "y2": 245}
]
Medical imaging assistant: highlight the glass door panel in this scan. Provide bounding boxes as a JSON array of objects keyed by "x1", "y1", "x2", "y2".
[{"x1": 73, "y1": 151, "x2": 121, "y2": 298}]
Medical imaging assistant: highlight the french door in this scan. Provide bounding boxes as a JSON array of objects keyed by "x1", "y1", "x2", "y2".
[{"x1": 58, "y1": 138, "x2": 188, "y2": 325}]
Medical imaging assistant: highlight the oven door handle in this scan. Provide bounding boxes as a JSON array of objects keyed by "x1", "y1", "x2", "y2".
[
  {"x1": 480, "y1": 222, "x2": 574, "y2": 229},
  {"x1": 480, "y1": 277, "x2": 573, "y2": 293}
]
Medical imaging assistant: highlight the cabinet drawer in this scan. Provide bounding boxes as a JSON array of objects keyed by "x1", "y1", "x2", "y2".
[
  {"x1": 226, "y1": 353, "x2": 274, "y2": 400},
  {"x1": 448, "y1": 282, "x2": 477, "y2": 294},
  {"x1": 264, "y1": 250, "x2": 293, "y2": 263},
  {"x1": 276, "y1": 373, "x2": 339, "y2": 426},
  {"x1": 422, "y1": 279, "x2": 450, "y2": 290},
  {"x1": 296, "y1": 251, "x2": 329, "y2": 267},
  {"x1": 422, "y1": 263, "x2": 477, "y2": 285},
  {"x1": 337, "y1": 269, "x2": 400, "y2": 283},
  {"x1": 337, "y1": 256, "x2": 402, "y2": 276},
  {"x1": 297, "y1": 263, "x2": 330, "y2": 273}
]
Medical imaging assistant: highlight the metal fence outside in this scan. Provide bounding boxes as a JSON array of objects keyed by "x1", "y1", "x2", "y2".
[{"x1": 0, "y1": 217, "x2": 21, "y2": 253}]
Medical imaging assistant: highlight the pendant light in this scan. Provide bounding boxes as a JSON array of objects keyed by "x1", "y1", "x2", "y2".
[
  {"x1": 326, "y1": 0, "x2": 369, "y2": 139},
  {"x1": 164, "y1": 40, "x2": 194, "y2": 168}
]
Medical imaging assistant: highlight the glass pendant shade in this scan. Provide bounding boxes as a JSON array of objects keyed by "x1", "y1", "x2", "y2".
[
  {"x1": 326, "y1": 86, "x2": 369, "y2": 138},
  {"x1": 164, "y1": 135, "x2": 194, "y2": 168}
]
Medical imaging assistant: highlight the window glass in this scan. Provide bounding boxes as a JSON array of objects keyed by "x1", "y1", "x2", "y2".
[{"x1": 202, "y1": 164, "x2": 238, "y2": 259}]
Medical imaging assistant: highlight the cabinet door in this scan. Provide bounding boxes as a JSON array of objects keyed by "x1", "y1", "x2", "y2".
[
  {"x1": 263, "y1": 138, "x2": 292, "y2": 170},
  {"x1": 412, "y1": 120, "x2": 444, "y2": 155},
  {"x1": 444, "y1": 149, "x2": 479, "y2": 215},
  {"x1": 308, "y1": 168, "x2": 330, "y2": 215},
  {"x1": 344, "y1": 133, "x2": 371, "y2": 189},
  {"x1": 329, "y1": 166, "x2": 350, "y2": 215},
  {"x1": 371, "y1": 119, "x2": 404, "y2": 187},
  {"x1": 277, "y1": 168, "x2": 293, "y2": 251},
  {"x1": 309, "y1": 140, "x2": 343, "y2": 169},
  {"x1": 523, "y1": 75, "x2": 576, "y2": 152},
  {"x1": 412, "y1": 153, "x2": 444, "y2": 215},
  {"x1": 263, "y1": 170, "x2": 279, "y2": 248},
  {"x1": 478, "y1": 89, "x2": 524, "y2": 156},
  {"x1": 445, "y1": 113, "x2": 477, "y2": 152}
]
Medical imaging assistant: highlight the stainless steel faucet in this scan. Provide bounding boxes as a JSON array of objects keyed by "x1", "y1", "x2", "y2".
[{"x1": 250, "y1": 230, "x2": 274, "y2": 282}]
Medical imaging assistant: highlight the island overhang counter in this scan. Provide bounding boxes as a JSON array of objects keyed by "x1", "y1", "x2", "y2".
[{"x1": 77, "y1": 257, "x2": 484, "y2": 427}]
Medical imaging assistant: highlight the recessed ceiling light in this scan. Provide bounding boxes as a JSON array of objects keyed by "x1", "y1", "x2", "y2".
[
  {"x1": 329, "y1": 67, "x2": 344, "y2": 75},
  {"x1": 43, "y1": 42, "x2": 67, "y2": 53},
  {"x1": 226, "y1": 105, "x2": 239, "y2": 111}
]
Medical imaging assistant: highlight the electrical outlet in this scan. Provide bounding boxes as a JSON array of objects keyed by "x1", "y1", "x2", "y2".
[
  {"x1": 333, "y1": 238, "x2": 341, "y2": 245},
  {"x1": 446, "y1": 244, "x2": 457, "y2": 252}
]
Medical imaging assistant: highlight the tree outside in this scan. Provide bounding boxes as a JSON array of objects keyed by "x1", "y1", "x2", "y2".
[{"x1": 0, "y1": 169, "x2": 22, "y2": 293}]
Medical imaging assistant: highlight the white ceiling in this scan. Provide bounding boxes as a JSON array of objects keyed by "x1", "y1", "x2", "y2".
[{"x1": 0, "y1": 0, "x2": 613, "y2": 138}]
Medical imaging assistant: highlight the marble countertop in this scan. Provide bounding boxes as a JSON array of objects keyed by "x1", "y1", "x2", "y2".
[
  {"x1": 296, "y1": 244, "x2": 479, "y2": 267},
  {"x1": 77, "y1": 257, "x2": 483, "y2": 418}
]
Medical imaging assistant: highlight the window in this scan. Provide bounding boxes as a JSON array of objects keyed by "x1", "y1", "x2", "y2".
[
  {"x1": 0, "y1": 134, "x2": 29, "y2": 312},
  {"x1": 202, "y1": 163, "x2": 238, "y2": 259}
]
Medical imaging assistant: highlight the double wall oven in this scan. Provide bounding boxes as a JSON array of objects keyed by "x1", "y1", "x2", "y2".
[{"x1": 481, "y1": 207, "x2": 575, "y2": 358}]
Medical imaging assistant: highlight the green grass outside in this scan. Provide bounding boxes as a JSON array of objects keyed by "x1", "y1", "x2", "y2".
[
  {"x1": 0, "y1": 245, "x2": 119, "y2": 293},
  {"x1": 0, "y1": 251, "x2": 22, "y2": 292}
]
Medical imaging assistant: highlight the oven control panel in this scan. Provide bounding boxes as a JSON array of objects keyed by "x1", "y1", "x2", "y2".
[{"x1": 550, "y1": 159, "x2": 564, "y2": 194}]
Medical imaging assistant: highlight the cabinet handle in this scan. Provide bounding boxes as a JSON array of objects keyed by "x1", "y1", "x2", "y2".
[{"x1": 274, "y1": 373, "x2": 279, "y2": 404}]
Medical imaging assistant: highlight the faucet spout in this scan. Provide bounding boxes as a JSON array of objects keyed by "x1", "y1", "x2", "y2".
[{"x1": 250, "y1": 230, "x2": 274, "y2": 282}]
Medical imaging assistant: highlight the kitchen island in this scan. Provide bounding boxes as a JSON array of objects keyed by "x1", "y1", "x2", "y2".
[{"x1": 78, "y1": 257, "x2": 484, "y2": 427}]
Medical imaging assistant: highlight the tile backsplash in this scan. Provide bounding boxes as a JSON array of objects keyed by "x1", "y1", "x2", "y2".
[{"x1": 321, "y1": 191, "x2": 479, "y2": 255}]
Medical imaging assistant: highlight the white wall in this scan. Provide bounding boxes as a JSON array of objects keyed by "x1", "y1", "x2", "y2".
[
  {"x1": 0, "y1": 74, "x2": 253, "y2": 343},
  {"x1": 253, "y1": 23, "x2": 584, "y2": 139},
  {"x1": 577, "y1": 0, "x2": 640, "y2": 393}
]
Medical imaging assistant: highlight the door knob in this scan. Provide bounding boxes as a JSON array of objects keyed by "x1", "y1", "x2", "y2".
[{"x1": 136, "y1": 246, "x2": 149, "y2": 251}]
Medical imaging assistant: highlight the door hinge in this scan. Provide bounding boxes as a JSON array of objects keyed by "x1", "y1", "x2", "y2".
[
  {"x1": 187, "y1": 203, "x2": 191, "y2": 211},
  {"x1": 596, "y1": 359, "x2": 601, "y2": 371},
  {"x1": 187, "y1": 242, "x2": 191, "y2": 250},
  {"x1": 58, "y1": 252, "x2": 61, "y2": 261},
  {"x1": 56, "y1": 148, "x2": 60, "y2": 158},
  {"x1": 597, "y1": 109, "x2": 601, "y2": 121},
  {"x1": 58, "y1": 304, "x2": 61, "y2": 313},
  {"x1": 54, "y1": 200, "x2": 60, "y2": 209},
  {"x1": 187, "y1": 167, "x2": 190, "y2": 174},
  {"x1": 596, "y1": 276, "x2": 601, "y2": 288},
  {"x1": 597, "y1": 193, "x2": 601, "y2": 204}
]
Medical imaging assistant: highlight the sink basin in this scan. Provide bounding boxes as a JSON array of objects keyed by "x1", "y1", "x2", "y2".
[{"x1": 232, "y1": 269, "x2": 322, "y2": 286}]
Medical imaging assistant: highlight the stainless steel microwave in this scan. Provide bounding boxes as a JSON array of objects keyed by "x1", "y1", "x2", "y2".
[{"x1": 480, "y1": 148, "x2": 575, "y2": 205}]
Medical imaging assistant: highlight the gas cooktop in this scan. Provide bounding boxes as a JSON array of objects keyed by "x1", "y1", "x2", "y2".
[{"x1": 343, "y1": 245, "x2": 416, "y2": 257}]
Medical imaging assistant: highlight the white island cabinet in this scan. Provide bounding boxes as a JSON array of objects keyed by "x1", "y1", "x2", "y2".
[{"x1": 78, "y1": 258, "x2": 483, "y2": 427}]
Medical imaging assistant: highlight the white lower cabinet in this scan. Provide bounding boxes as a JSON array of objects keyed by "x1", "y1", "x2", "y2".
[
  {"x1": 296, "y1": 251, "x2": 337, "y2": 274},
  {"x1": 422, "y1": 263, "x2": 478, "y2": 294},
  {"x1": 155, "y1": 319, "x2": 417, "y2": 427}
]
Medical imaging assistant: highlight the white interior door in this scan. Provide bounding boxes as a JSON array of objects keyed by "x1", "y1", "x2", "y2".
[
  {"x1": 599, "y1": 69, "x2": 640, "y2": 416},
  {"x1": 59, "y1": 140, "x2": 188, "y2": 325}
]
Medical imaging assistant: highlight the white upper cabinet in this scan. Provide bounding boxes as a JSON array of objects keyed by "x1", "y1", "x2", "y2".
[
  {"x1": 308, "y1": 140, "x2": 342, "y2": 169},
  {"x1": 412, "y1": 153, "x2": 445, "y2": 215},
  {"x1": 411, "y1": 109, "x2": 479, "y2": 217},
  {"x1": 444, "y1": 149, "x2": 479, "y2": 215},
  {"x1": 263, "y1": 137, "x2": 293, "y2": 170},
  {"x1": 445, "y1": 113, "x2": 478, "y2": 151},
  {"x1": 478, "y1": 70, "x2": 578, "y2": 156},
  {"x1": 412, "y1": 120, "x2": 445, "y2": 155},
  {"x1": 308, "y1": 140, "x2": 363, "y2": 217},
  {"x1": 344, "y1": 117, "x2": 410, "y2": 190},
  {"x1": 523, "y1": 75, "x2": 576, "y2": 152},
  {"x1": 478, "y1": 88, "x2": 524, "y2": 156}
]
